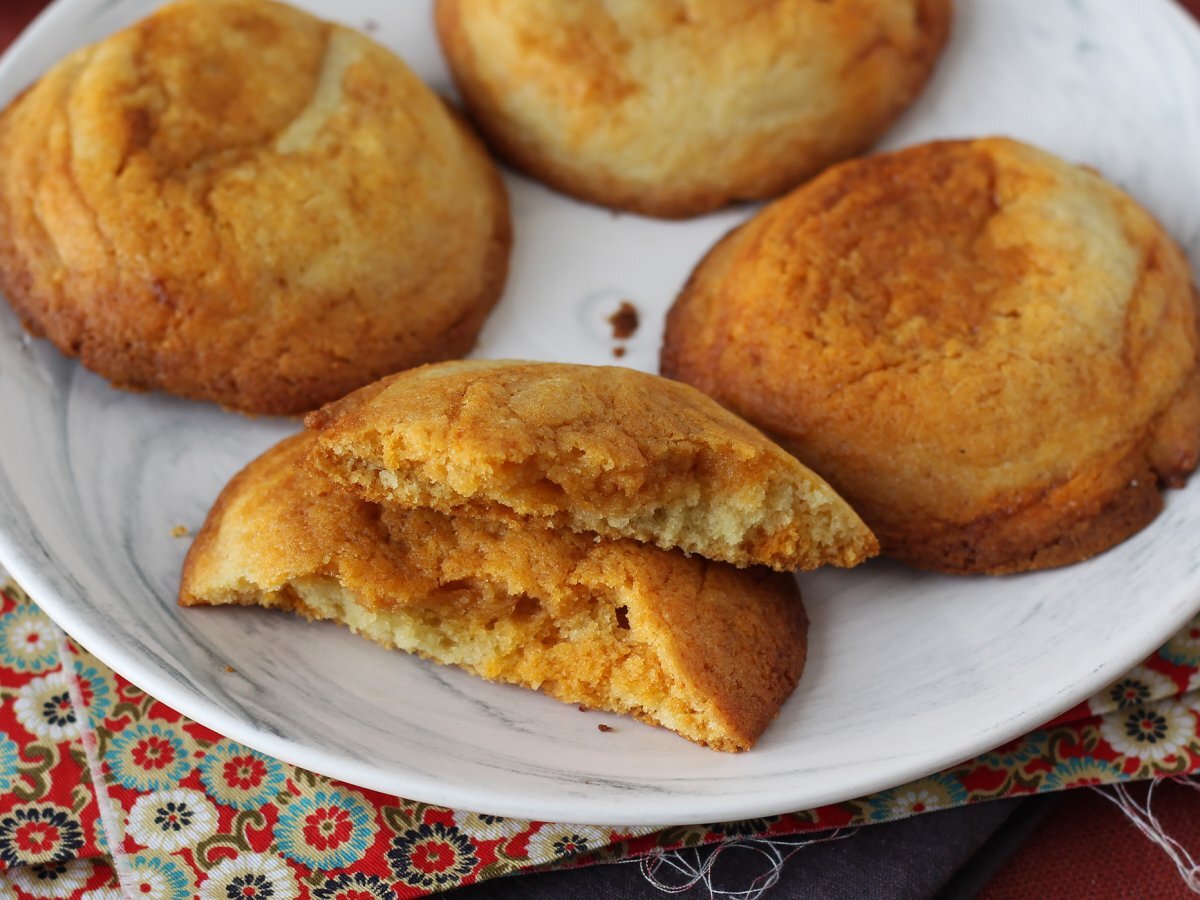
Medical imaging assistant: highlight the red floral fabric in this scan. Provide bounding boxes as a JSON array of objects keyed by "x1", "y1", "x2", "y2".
[{"x1": 2, "y1": 577, "x2": 1200, "y2": 898}]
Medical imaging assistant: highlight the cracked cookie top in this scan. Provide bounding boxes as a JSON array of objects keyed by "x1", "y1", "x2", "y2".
[
  {"x1": 0, "y1": 0, "x2": 510, "y2": 414},
  {"x1": 435, "y1": 0, "x2": 951, "y2": 217},
  {"x1": 662, "y1": 138, "x2": 1200, "y2": 573},
  {"x1": 303, "y1": 360, "x2": 878, "y2": 572}
]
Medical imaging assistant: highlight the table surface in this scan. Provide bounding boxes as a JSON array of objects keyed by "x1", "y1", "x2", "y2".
[{"x1": 1, "y1": 1, "x2": 1198, "y2": 897}]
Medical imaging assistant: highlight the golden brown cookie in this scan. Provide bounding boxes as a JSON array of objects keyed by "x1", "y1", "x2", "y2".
[
  {"x1": 0, "y1": 0, "x2": 510, "y2": 415},
  {"x1": 179, "y1": 431, "x2": 808, "y2": 751},
  {"x1": 662, "y1": 138, "x2": 1200, "y2": 574},
  {"x1": 304, "y1": 360, "x2": 878, "y2": 571},
  {"x1": 435, "y1": 0, "x2": 951, "y2": 218}
]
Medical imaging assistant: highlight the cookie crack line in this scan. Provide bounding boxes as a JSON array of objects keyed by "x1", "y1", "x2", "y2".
[{"x1": 271, "y1": 25, "x2": 340, "y2": 155}]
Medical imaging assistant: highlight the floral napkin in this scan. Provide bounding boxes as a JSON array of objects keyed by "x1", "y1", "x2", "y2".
[{"x1": 1, "y1": 576, "x2": 1199, "y2": 899}]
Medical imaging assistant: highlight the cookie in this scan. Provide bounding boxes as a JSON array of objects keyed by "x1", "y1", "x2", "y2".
[
  {"x1": 0, "y1": 0, "x2": 510, "y2": 414},
  {"x1": 180, "y1": 431, "x2": 808, "y2": 751},
  {"x1": 304, "y1": 360, "x2": 878, "y2": 571},
  {"x1": 435, "y1": 0, "x2": 951, "y2": 217},
  {"x1": 662, "y1": 138, "x2": 1200, "y2": 574}
]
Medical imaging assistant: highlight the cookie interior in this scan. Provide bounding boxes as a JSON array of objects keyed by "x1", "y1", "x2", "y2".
[
  {"x1": 305, "y1": 361, "x2": 878, "y2": 571},
  {"x1": 181, "y1": 432, "x2": 807, "y2": 751}
]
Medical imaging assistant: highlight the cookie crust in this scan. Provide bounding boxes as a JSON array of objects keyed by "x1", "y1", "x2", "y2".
[
  {"x1": 436, "y1": 0, "x2": 951, "y2": 218},
  {"x1": 304, "y1": 360, "x2": 878, "y2": 571},
  {"x1": 662, "y1": 138, "x2": 1200, "y2": 574},
  {"x1": 0, "y1": 0, "x2": 511, "y2": 414}
]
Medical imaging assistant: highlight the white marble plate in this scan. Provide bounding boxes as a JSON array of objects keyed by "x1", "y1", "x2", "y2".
[{"x1": 1, "y1": 0, "x2": 1199, "y2": 827}]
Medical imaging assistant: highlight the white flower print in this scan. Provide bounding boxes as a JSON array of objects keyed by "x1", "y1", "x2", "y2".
[
  {"x1": 198, "y1": 853, "x2": 299, "y2": 900},
  {"x1": 0, "y1": 610, "x2": 58, "y2": 673},
  {"x1": 124, "y1": 852, "x2": 195, "y2": 900},
  {"x1": 524, "y1": 824, "x2": 610, "y2": 862},
  {"x1": 882, "y1": 788, "x2": 948, "y2": 818},
  {"x1": 13, "y1": 673, "x2": 78, "y2": 742},
  {"x1": 1090, "y1": 665, "x2": 1177, "y2": 716},
  {"x1": 865, "y1": 774, "x2": 968, "y2": 823},
  {"x1": 8, "y1": 859, "x2": 93, "y2": 898},
  {"x1": 126, "y1": 789, "x2": 218, "y2": 851},
  {"x1": 451, "y1": 810, "x2": 530, "y2": 844},
  {"x1": 1099, "y1": 701, "x2": 1195, "y2": 763}
]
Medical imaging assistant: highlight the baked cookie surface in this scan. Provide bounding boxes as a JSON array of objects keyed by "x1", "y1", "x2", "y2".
[
  {"x1": 304, "y1": 360, "x2": 878, "y2": 571},
  {"x1": 0, "y1": 0, "x2": 510, "y2": 414},
  {"x1": 662, "y1": 138, "x2": 1200, "y2": 574},
  {"x1": 436, "y1": 0, "x2": 951, "y2": 217},
  {"x1": 180, "y1": 431, "x2": 807, "y2": 751}
]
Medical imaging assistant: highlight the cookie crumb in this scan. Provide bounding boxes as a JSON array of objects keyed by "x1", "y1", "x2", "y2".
[
  {"x1": 223, "y1": 665, "x2": 235, "y2": 673},
  {"x1": 597, "y1": 723, "x2": 614, "y2": 733},
  {"x1": 608, "y1": 301, "x2": 639, "y2": 340},
  {"x1": 170, "y1": 525, "x2": 190, "y2": 538},
  {"x1": 612, "y1": 346, "x2": 626, "y2": 358},
  {"x1": 578, "y1": 705, "x2": 589, "y2": 712}
]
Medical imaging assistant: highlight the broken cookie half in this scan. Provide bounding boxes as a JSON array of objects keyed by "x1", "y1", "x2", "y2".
[
  {"x1": 180, "y1": 431, "x2": 807, "y2": 751},
  {"x1": 305, "y1": 360, "x2": 878, "y2": 571}
]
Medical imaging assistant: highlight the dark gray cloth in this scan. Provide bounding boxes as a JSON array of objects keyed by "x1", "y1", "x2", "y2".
[{"x1": 447, "y1": 797, "x2": 1055, "y2": 899}]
